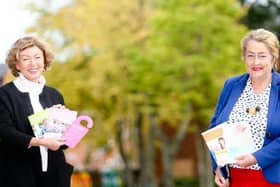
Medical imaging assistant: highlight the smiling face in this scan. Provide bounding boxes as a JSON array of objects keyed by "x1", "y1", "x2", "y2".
[
  {"x1": 244, "y1": 40, "x2": 274, "y2": 81},
  {"x1": 16, "y1": 45, "x2": 45, "y2": 82}
]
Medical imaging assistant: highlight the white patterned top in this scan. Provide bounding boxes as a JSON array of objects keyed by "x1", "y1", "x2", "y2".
[{"x1": 228, "y1": 78, "x2": 271, "y2": 170}]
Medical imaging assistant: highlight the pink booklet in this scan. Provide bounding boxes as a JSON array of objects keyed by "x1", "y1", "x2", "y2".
[{"x1": 62, "y1": 115, "x2": 93, "y2": 148}]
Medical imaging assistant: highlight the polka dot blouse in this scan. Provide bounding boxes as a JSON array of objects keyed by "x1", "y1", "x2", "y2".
[{"x1": 228, "y1": 78, "x2": 271, "y2": 170}]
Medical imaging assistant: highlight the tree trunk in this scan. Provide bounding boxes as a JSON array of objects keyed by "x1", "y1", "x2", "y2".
[
  {"x1": 195, "y1": 132, "x2": 215, "y2": 187},
  {"x1": 139, "y1": 112, "x2": 157, "y2": 187},
  {"x1": 161, "y1": 147, "x2": 174, "y2": 187},
  {"x1": 116, "y1": 119, "x2": 134, "y2": 187},
  {"x1": 154, "y1": 118, "x2": 190, "y2": 187}
]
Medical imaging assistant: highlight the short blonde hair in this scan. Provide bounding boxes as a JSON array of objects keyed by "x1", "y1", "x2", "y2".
[
  {"x1": 241, "y1": 28, "x2": 280, "y2": 69},
  {"x1": 5, "y1": 36, "x2": 55, "y2": 77}
]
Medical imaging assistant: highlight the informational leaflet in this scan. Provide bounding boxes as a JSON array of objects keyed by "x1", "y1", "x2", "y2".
[{"x1": 201, "y1": 121, "x2": 256, "y2": 167}]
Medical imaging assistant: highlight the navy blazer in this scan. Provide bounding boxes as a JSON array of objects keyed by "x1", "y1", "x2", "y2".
[
  {"x1": 0, "y1": 82, "x2": 73, "y2": 187},
  {"x1": 209, "y1": 70, "x2": 280, "y2": 183}
]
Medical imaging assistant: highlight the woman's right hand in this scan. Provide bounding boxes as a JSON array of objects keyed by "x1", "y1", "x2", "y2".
[
  {"x1": 214, "y1": 167, "x2": 230, "y2": 187},
  {"x1": 30, "y1": 137, "x2": 65, "y2": 151}
]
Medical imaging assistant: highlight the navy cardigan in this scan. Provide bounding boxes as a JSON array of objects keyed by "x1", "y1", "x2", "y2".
[
  {"x1": 0, "y1": 82, "x2": 73, "y2": 187},
  {"x1": 209, "y1": 70, "x2": 280, "y2": 183}
]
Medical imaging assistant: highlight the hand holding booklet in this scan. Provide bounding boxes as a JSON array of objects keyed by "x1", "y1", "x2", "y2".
[
  {"x1": 28, "y1": 107, "x2": 94, "y2": 172},
  {"x1": 28, "y1": 107, "x2": 94, "y2": 148},
  {"x1": 201, "y1": 121, "x2": 256, "y2": 167}
]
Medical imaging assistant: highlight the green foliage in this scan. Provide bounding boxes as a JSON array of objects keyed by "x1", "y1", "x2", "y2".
[{"x1": 128, "y1": 0, "x2": 247, "y2": 128}]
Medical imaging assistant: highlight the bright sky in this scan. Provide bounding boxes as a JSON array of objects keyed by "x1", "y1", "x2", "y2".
[
  {"x1": 0, "y1": 0, "x2": 69, "y2": 63},
  {"x1": 0, "y1": 0, "x2": 36, "y2": 63}
]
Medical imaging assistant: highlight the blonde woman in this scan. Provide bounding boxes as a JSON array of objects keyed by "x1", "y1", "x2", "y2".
[
  {"x1": 0, "y1": 36, "x2": 73, "y2": 187},
  {"x1": 209, "y1": 29, "x2": 280, "y2": 187}
]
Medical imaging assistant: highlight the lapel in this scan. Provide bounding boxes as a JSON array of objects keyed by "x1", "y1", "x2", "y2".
[
  {"x1": 266, "y1": 70, "x2": 280, "y2": 135},
  {"x1": 217, "y1": 74, "x2": 249, "y2": 123}
]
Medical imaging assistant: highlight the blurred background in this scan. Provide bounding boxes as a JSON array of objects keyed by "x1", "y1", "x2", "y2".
[{"x1": 1, "y1": 0, "x2": 280, "y2": 186}]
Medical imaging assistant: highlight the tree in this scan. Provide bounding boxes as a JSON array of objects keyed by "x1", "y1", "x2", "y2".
[
  {"x1": 127, "y1": 0, "x2": 247, "y2": 186},
  {"x1": 240, "y1": 0, "x2": 280, "y2": 38}
]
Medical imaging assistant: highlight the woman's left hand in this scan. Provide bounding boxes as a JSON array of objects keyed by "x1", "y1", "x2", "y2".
[
  {"x1": 52, "y1": 104, "x2": 66, "y2": 109},
  {"x1": 235, "y1": 154, "x2": 257, "y2": 167}
]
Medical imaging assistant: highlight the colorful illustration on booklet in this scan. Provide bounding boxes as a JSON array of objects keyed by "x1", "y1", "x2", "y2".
[
  {"x1": 28, "y1": 107, "x2": 78, "y2": 138},
  {"x1": 218, "y1": 137, "x2": 226, "y2": 150},
  {"x1": 39, "y1": 117, "x2": 70, "y2": 137}
]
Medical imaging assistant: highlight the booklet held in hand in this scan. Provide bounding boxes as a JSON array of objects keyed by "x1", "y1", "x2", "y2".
[
  {"x1": 62, "y1": 115, "x2": 93, "y2": 148},
  {"x1": 28, "y1": 108, "x2": 93, "y2": 148},
  {"x1": 201, "y1": 121, "x2": 256, "y2": 167}
]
